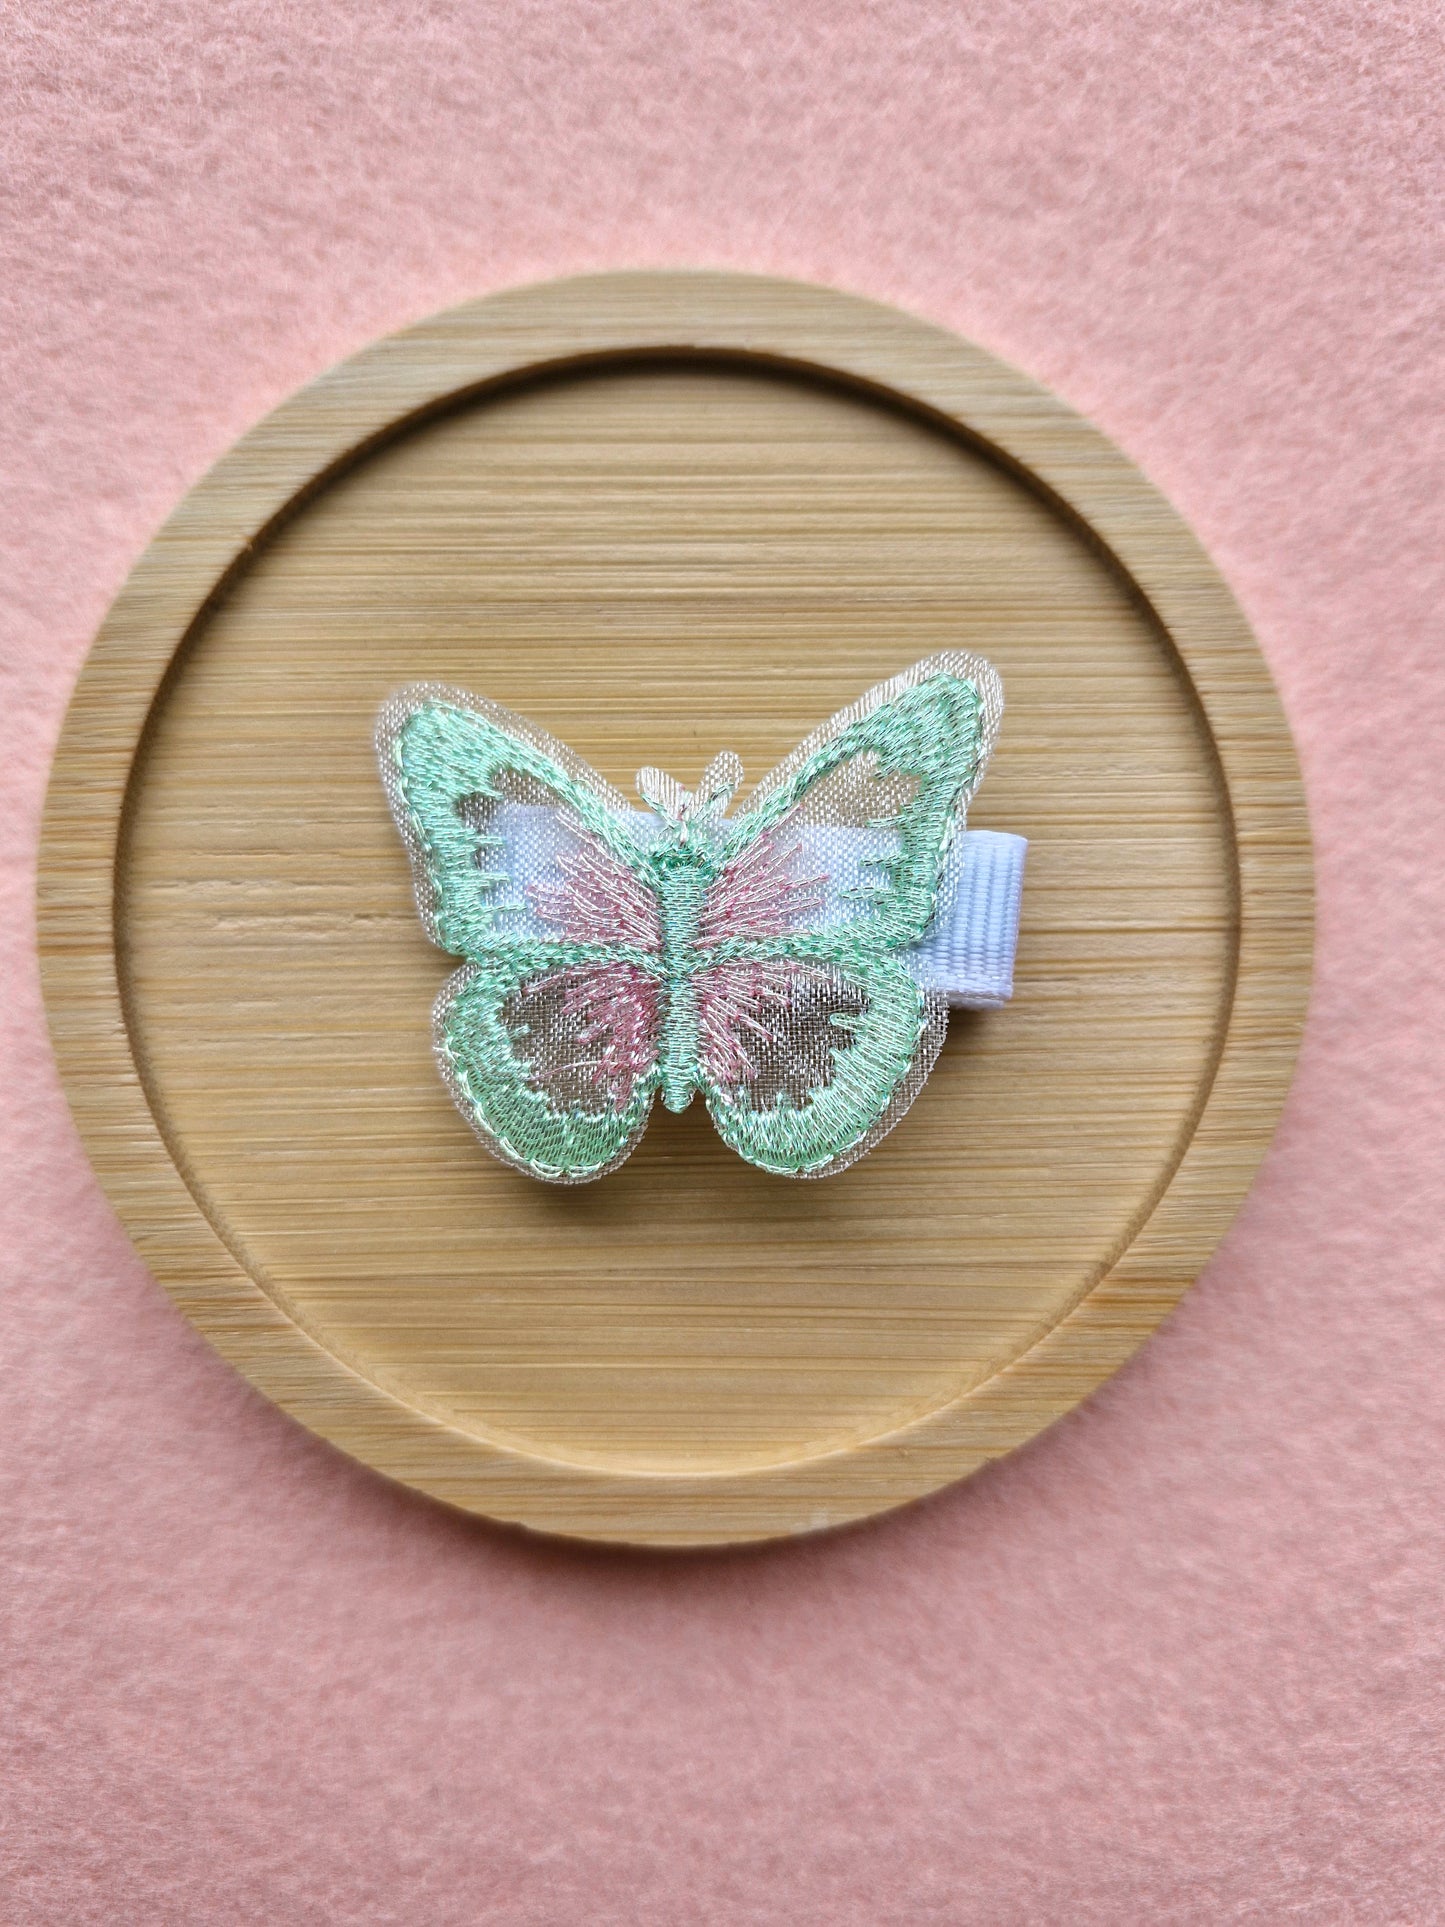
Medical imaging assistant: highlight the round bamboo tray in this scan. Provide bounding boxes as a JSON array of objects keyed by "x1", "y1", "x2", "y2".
[{"x1": 38, "y1": 272, "x2": 1312, "y2": 1546}]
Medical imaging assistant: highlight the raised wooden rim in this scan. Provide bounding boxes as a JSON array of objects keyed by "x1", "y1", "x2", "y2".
[{"x1": 38, "y1": 271, "x2": 1313, "y2": 1546}]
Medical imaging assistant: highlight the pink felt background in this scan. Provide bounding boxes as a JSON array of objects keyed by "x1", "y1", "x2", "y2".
[{"x1": 4, "y1": 3, "x2": 1443, "y2": 1919}]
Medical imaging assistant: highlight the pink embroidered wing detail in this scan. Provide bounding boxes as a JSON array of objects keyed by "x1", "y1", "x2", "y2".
[
  {"x1": 503, "y1": 825, "x2": 664, "y2": 1115},
  {"x1": 693, "y1": 956, "x2": 840, "y2": 1087},
  {"x1": 697, "y1": 822, "x2": 826, "y2": 943},
  {"x1": 695, "y1": 822, "x2": 840, "y2": 1092},
  {"x1": 504, "y1": 960, "x2": 663, "y2": 1114},
  {"x1": 527, "y1": 829, "x2": 663, "y2": 949}
]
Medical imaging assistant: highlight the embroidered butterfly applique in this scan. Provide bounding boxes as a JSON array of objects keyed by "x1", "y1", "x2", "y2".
[{"x1": 377, "y1": 654, "x2": 1021, "y2": 1183}]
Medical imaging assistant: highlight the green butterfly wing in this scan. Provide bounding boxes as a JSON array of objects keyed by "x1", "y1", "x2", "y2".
[
  {"x1": 722, "y1": 655, "x2": 996, "y2": 949},
  {"x1": 378, "y1": 684, "x2": 643, "y2": 956},
  {"x1": 700, "y1": 947, "x2": 949, "y2": 1179},
  {"x1": 698, "y1": 655, "x2": 998, "y2": 1178},
  {"x1": 378, "y1": 687, "x2": 663, "y2": 1183}
]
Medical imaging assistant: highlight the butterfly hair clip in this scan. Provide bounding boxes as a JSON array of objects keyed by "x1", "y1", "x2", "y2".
[{"x1": 378, "y1": 655, "x2": 1025, "y2": 1183}]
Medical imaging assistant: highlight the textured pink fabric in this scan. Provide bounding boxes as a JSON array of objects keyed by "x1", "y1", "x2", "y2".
[{"x1": 4, "y1": 4, "x2": 1443, "y2": 1919}]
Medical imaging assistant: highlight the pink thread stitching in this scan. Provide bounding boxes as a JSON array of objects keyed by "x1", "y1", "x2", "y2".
[
  {"x1": 699, "y1": 824, "x2": 826, "y2": 943},
  {"x1": 528, "y1": 830, "x2": 663, "y2": 949},
  {"x1": 523, "y1": 961, "x2": 662, "y2": 1111},
  {"x1": 695, "y1": 958, "x2": 831, "y2": 1085},
  {"x1": 521, "y1": 828, "x2": 663, "y2": 1111}
]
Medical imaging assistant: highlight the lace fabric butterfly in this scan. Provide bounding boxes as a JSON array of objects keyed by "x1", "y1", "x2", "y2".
[{"x1": 377, "y1": 654, "x2": 1020, "y2": 1183}]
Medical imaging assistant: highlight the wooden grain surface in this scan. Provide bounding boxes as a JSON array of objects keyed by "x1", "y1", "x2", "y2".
[{"x1": 38, "y1": 273, "x2": 1313, "y2": 1545}]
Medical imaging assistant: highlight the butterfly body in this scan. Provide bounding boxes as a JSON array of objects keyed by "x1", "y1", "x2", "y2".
[
  {"x1": 645, "y1": 829, "x2": 717, "y2": 1114},
  {"x1": 378, "y1": 656, "x2": 1008, "y2": 1182}
]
